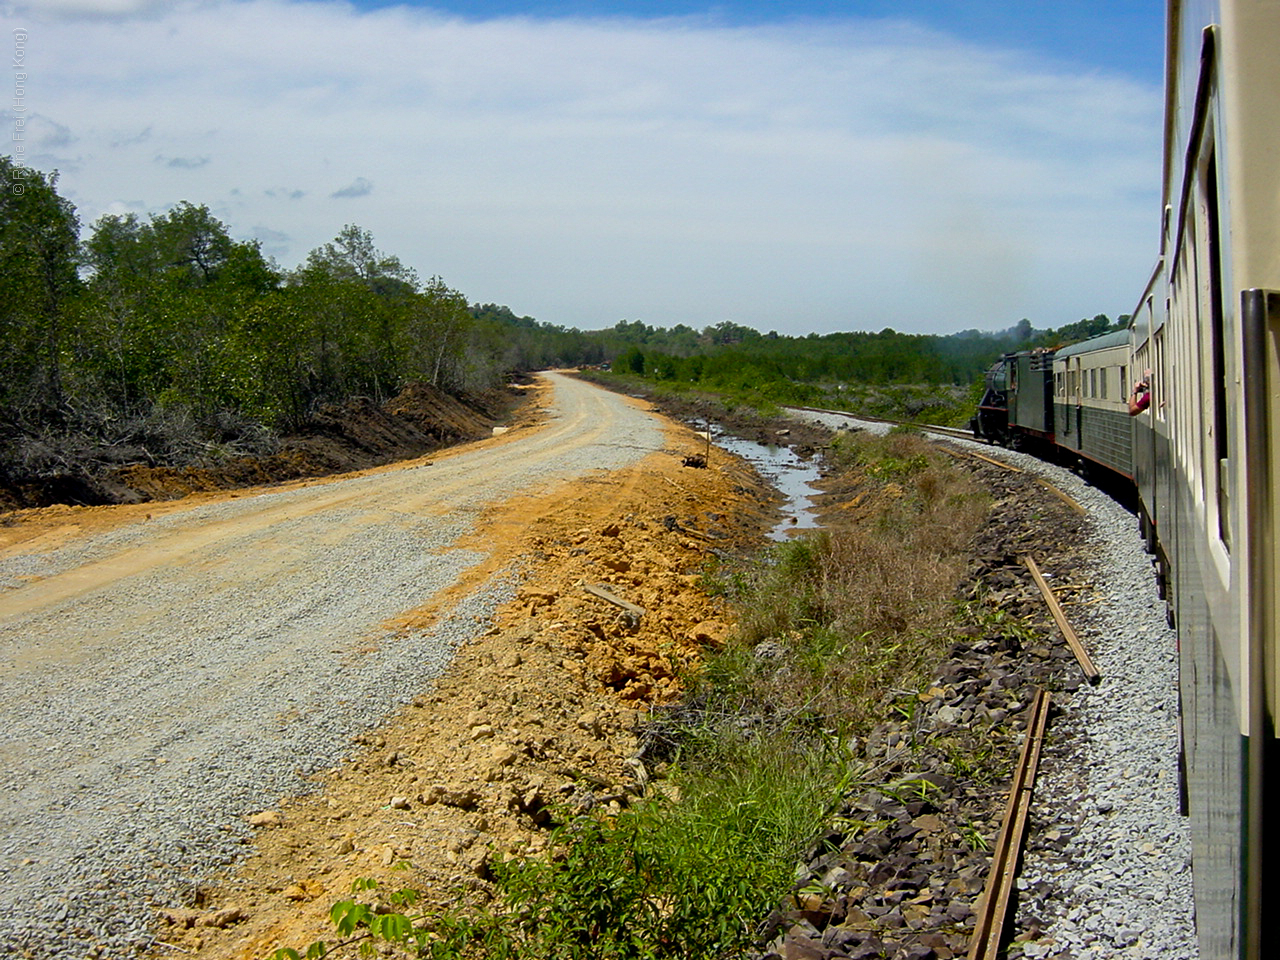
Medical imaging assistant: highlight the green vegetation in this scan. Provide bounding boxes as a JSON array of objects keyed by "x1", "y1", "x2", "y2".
[
  {"x1": 2, "y1": 154, "x2": 1123, "y2": 493},
  {"x1": 3, "y1": 158, "x2": 496, "y2": 434},
  {"x1": 270, "y1": 430, "x2": 991, "y2": 960},
  {"x1": 577, "y1": 313, "x2": 1126, "y2": 427}
]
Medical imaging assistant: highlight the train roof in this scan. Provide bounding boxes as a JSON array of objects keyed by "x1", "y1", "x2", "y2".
[{"x1": 1052, "y1": 329, "x2": 1131, "y2": 359}]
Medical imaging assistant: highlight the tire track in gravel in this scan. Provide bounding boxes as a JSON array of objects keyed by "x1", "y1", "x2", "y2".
[{"x1": 0, "y1": 373, "x2": 666, "y2": 959}]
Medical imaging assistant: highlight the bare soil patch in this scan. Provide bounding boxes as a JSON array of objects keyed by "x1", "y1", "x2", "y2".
[{"x1": 146, "y1": 410, "x2": 778, "y2": 960}]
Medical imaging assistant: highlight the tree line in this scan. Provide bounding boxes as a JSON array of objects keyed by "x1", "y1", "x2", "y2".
[
  {"x1": 2, "y1": 155, "x2": 1124, "y2": 461},
  {"x1": 599, "y1": 315, "x2": 1127, "y2": 407},
  {"x1": 2, "y1": 158, "x2": 500, "y2": 438}
]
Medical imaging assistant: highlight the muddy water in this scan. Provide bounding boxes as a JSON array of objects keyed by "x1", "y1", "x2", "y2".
[{"x1": 712, "y1": 434, "x2": 823, "y2": 540}]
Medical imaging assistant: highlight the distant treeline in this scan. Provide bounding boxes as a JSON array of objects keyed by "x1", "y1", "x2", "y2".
[
  {"x1": 535, "y1": 315, "x2": 1128, "y2": 417},
  {"x1": 2, "y1": 156, "x2": 1123, "y2": 447}
]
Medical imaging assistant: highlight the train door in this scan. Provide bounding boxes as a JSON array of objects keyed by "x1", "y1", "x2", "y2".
[{"x1": 1074, "y1": 357, "x2": 1083, "y2": 442}]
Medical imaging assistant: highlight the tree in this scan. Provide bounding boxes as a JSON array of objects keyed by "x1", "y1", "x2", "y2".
[
  {"x1": 304, "y1": 224, "x2": 418, "y2": 297},
  {"x1": 81, "y1": 202, "x2": 281, "y2": 412},
  {"x1": 0, "y1": 157, "x2": 82, "y2": 418},
  {"x1": 406, "y1": 277, "x2": 473, "y2": 389}
]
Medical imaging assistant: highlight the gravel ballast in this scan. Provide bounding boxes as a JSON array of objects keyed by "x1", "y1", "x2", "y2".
[
  {"x1": 0, "y1": 374, "x2": 665, "y2": 959},
  {"x1": 788, "y1": 409, "x2": 1198, "y2": 959}
]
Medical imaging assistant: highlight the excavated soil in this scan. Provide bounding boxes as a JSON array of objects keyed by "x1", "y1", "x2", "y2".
[
  {"x1": 0, "y1": 381, "x2": 520, "y2": 513},
  {"x1": 144, "y1": 404, "x2": 780, "y2": 960}
]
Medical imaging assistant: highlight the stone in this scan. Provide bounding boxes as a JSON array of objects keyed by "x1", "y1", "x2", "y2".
[
  {"x1": 913, "y1": 814, "x2": 945, "y2": 834},
  {"x1": 490, "y1": 744, "x2": 519, "y2": 767},
  {"x1": 157, "y1": 908, "x2": 200, "y2": 928},
  {"x1": 424, "y1": 783, "x2": 483, "y2": 809},
  {"x1": 196, "y1": 907, "x2": 246, "y2": 928},
  {"x1": 246, "y1": 810, "x2": 281, "y2": 828},
  {"x1": 781, "y1": 935, "x2": 826, "y2": 960},
  {"x1": 688, "y1": 620, "x2": 730, "y2": 647}
]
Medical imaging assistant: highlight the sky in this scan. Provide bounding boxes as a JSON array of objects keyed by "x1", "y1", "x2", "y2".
[{"x1": 3, "y1": 0, "x2": 1167, "y2": 335}]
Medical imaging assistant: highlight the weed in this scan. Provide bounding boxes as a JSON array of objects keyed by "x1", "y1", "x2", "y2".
[{"x1": 271, "y1": 415, "x2": 997, "y2": 960}]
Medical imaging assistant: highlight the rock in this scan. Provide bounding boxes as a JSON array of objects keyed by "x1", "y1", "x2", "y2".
[
  {"x1": 781, "y1": 935, "x2": 825, "y2": 960},
  {"x1": 912, "y1": 814, "x2": 945, "y2": 834},
  {"x1": 490, "y1": 744, "x2": 519, "y2": 767},
  {"x1": 688, "y1": 619, "x2": 730, "y2": 647},
  {"x1": 754, "y1": 640, "x2": 788, "y2": 661},
  {"x1": 196, "y1": 906, "x2": 246, "y2": 928},
  {"x1": 246, "y1": 810, "x2": 281, "y2": 828},
  {"x1": 423, "y1": 783, "x2": 482, "y2": 809},
  {"x1": 157, "y1": 908, "x2": 200, "y2": 928},
  {"x1": 389, "y1": 796, "x2": 411, "y2": 810}
]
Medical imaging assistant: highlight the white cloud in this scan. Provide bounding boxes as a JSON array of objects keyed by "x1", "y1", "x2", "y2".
[
  {"x1": 10, "y1": 0, "x2": 1162, "y2": 333},
  {"x1": 13, "y1": 0, "x2": 177, "y2": 18}
]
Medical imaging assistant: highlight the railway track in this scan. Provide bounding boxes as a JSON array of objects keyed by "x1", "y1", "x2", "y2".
[
  {"x1": 784, "y1": 400, "x2": 1118, "y2": 959},
  {"x1": 786, "y1": 404, "x2": 978, "y2": 442},
  {"x1": 786, "y1": 404, "x2": 1087, "y2": 514}
]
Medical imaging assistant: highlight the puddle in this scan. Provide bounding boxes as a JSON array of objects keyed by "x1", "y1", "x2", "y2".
[{"x1": 711, "y1": 434, "x2": 823, "y2": 540}]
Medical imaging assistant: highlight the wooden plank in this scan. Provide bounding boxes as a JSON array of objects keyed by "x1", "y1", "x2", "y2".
[
  {"x1": 583, "y1": 583, "x2": 646, "y2": 619},
  {"x1": 1034, "y1": 477, "x2": 1087, "y2": 516},
  {"x1": 1024, "y1": 555, "x2": 1101, "y2": 683}
]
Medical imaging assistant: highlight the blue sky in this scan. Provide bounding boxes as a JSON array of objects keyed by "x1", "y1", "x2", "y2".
[
  {"x1": 5, "y1": 0, "x2": 1167, "y2": 335},
  {"x1": 355, "y1": 1, "x2": 1166, "y2": 82}
]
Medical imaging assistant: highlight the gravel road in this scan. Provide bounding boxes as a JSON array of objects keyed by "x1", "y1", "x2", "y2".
[{"x1": 0, "y1": 373, "x2": 665, "y2": 959}]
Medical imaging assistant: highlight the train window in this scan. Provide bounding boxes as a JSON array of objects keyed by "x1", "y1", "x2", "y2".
[
  {"x1": 1204, "y1": 150, "x2": 1230, "y2": 549},
  {"x1": 1101, "y1": 368, "x2": 1109, "y2": 400}
]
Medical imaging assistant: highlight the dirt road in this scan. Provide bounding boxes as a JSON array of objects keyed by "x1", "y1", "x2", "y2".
[{"x1": 0, "y1": 373, "x2": 772, "y2": 959}]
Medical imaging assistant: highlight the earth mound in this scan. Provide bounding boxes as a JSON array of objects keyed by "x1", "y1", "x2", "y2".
[{"x1": 0, "y1": 381, "x2": 528, "y2": 513}]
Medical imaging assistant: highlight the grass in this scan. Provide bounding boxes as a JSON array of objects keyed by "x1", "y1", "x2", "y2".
[
  {"x1": 273, "y1": 427, "x2": 991, "y2": 960},
  {"x1": 578, "y1": 369, "x2": 979, "y2": 429}
]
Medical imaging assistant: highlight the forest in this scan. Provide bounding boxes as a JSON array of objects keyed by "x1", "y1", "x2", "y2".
[{"x1": 1, "y1": 157, "x2": 1123, "y2": 493}]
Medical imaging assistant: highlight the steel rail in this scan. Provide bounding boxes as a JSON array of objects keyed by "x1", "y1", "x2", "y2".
[
  {"x1": 786, "y1": 404, "x2": 975, "y2": 440},
  {"x1": 934, "y1": 438, "x2": 1089, "y2": 519},
  {"x1": 967, "y1": 687, "x2": 1052, "y2": 960}
]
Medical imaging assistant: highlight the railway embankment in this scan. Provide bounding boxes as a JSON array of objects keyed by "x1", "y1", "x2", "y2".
[{"x1": 776, "y1": 409, "x2": 1196, "y2": 960}]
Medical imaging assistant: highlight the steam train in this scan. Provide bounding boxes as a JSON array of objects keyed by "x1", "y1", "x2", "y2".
[{"x1": 971, "y1": 4, "x2": 1279, "y2": 957}]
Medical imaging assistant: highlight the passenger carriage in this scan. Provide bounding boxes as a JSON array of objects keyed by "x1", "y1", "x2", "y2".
[
  {"x1": 1152, "y1": 3, "x2": 1280, "y2": 956},
  {"x1": 1051, "y1": 330, "x2": 1134, "y2": 480}
]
